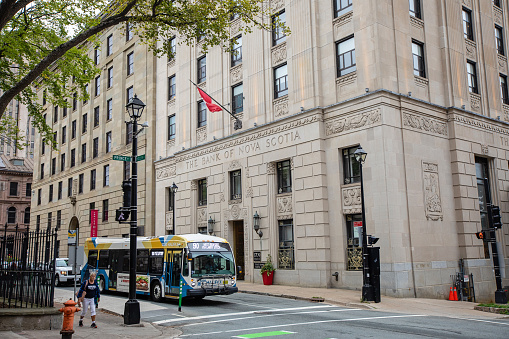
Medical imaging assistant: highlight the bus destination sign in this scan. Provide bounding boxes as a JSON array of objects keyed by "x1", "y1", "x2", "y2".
[{"x1": 190, "y1": 242, "x2": 230, "y2": 251}]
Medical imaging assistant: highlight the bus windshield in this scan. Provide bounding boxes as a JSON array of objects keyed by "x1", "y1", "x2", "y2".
[{"x1": 190, "y1": 251, "x2": 235, "y2": 277}]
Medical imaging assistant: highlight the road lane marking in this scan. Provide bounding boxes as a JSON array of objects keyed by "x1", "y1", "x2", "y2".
[
  {"x1": 153, "y1": 305, "x2": 335, "y2": 325},
  {"x1": 233, "y1": 331, "x2": 296, "y2": 338},
  {"x1": 179, "y1": 308, "x2": 362, "y2": 327},
  {"x1": 454, "y1": 318, "x2": 509, "y2": 326},
  {"x1": 178, "y1": 314, "x2": 427, "y2": 337}
]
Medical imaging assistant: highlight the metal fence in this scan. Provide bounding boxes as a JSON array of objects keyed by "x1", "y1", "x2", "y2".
[{"x1": 0, "y1": 224, "x2": 58, "y2": 308}]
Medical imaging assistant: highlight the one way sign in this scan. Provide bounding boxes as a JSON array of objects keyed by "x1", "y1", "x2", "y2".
[{"x1": 115, "y1": 209, "x2": 130, "y2": 222}]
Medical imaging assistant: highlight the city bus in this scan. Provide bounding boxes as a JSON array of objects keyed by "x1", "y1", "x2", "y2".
[{"x1": 81, "y1": 234, "x2": 238, "y2": 301}]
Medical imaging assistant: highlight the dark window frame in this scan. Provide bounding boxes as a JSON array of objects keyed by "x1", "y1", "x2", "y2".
[
  {"x1": 343, "y1": 146, "x2": 361, "y2": 184},
  {"x1": 230, "y1": 169, "x2": 242, "y2": 200},
  {"x1": 501, "y1": 74, "x2": 509, "y2": 104},
  {"x1": 197, "y1": 101, "x2": 207, "y2": 128},
  {"x1": 496, "y1": 25, "x2": 505, "y2": 56},
  {"x1": 198, "y1": 178, "x2": 207, "y2": 206},
  {"x1": 232, "y1": 83, "x2": 244, "y2": 114},
  {"x1": 412, "y1": 40, "x2": 426, "y2": 78},
  {"x1": 107, "y1": 34, "x2": 113, "y2": 56},
  {"x1": 409, "y1": 0, "x2": 421, "y2": 19},
  {"x1": 104, "y1": 164, "x2": 110, "y2": 187},
  {"x1": 81, "y1": 143, "x2": 87, "y2": 163},
  {"x1": 231, "y1": 35, "x2": 242, "y2": 67},
  {"x1": 197, "y1": 56, "x2": 206, "y2": 84},
  {"x1": 278, "y1": 219, "x2": 295, "y2": 270},
  {"x1": 106, "y1": 131, "x2": 112, "y2": 153},
  {"x1": 277, "y1": 160, "x2": 292, "y2": 194},
  {"x1": 467, "y1": 60, "x2": 479, "y2": 94},
  {"x1": 7, "y1": 207, "x2": 16, "y2": 224},
  {"x1": 463, "y1": 8, "x2": 474, "y2": 41},
  {"x1": 107, "y1": 66, "x2": 113, "y2": 88},
  {"x1": 336, "y1": 36, "x2": 356, "y2": 77},
  {"x1": 168, "y1": 115, "x2": 176, "y2": 140},
  {"x1": 90, "y1": 169, "x2": 96, "y2": 191},
  {"x1": 127, "y1": 52, "x2": 134, "y2": 76},
  {"x1": 94, "y1": 106, "x2": 100, "y2": 127},
  {"x1": 272, "y1": 10, "x2": 286, "y2": 46},
  {"x1": 95, "y1": 75, "x2": 100, "y2": 96},
  {"x1": 9, "y1": 182, "x2": 18, "y2": 196},
  {"x1": 168, "y1": 75, "x2": 176, "y2": 100},
  {"x1": 107, "y1": 98, "x2": 113, "y2": 120},
  {"x1": 78, "y1": 173, "x2": 84, "y2": 194},
  {"x1": 274, "y1": 63, "x2": 288, "y2": 98},
  {"x1": 93, "y1": 137, "x2": 99, "y2": 158}
]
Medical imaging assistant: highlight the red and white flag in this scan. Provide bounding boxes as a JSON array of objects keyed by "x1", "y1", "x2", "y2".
[{"x1": 197, "y1": 87, "x2": 222, "y2": 112}]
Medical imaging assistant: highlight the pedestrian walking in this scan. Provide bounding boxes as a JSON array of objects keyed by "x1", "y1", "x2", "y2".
[{"x1": 77, "y1": 271, "x2": 101, "y2": 328}]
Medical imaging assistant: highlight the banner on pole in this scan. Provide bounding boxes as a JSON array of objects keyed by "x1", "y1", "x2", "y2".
[{"x1": 90, "y1": 209, "x2": 98, "y2": 237}]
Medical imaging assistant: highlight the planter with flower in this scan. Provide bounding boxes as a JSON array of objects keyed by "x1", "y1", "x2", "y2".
[{"x1": 260, "y1": 254, "x2": 276, "y2": 285}]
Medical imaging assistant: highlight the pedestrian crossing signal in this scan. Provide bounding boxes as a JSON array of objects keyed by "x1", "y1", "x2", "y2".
[
  {"x1": 115, "y1": 209, "x2": 130, "y2": 222},
  {"x1": 475, "y1": 231, "x2": 485, "y2": 240}
]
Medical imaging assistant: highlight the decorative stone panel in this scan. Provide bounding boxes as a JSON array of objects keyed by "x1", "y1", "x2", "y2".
[
  {"x1": 168, "y1": 58, "x2": 175, "y2": 69},
  {"x1": 503, "y1": 104, "x2": 509, "y2": 122},
  {"x1": 156, "y1": 165, "x2": 176, "y2": 181},
  {"x1": 274, "y1": 96, "x2": 289, "y2": 117},
  {"x1": 410, "y1": 16, "x2": 424, "y2": 30},
  {"x1": 277, "y1": 193, "x2": 293, "y2": 220},
  {"x1": 198, "y1": 81, "x2": 206, "y2": 89},
  {"x1": 267, "y1": 163, "x2": 276, "y2": 175},
  {"x1": 190, "y1": 180, "x2": 197, "y2": 191},
  {"x1": 197, "y1": 206, "x2": 207, "y2": 226},
  {"x1": 342, "y1": 185, "x2": 361, "y2": 214},
  {"x1": 271, "y1": 41, "x2": 287, "y2": 66},
  {"x1": 231, "y1": 113, "x2": 243, "y2": 131},
  {"x1": 414, "y1": 76, "x2": 428, "y2": 88},
  {"x1": 481, "y1": 144, "x2": 489, "y2": 155},
  {"x1": 231, "y1": 64, "x2": 243, "y2": 84},
  {"x1": 465, "y1": 39, "x2": 476, "y2": 60},
  {"x1": 197, "y1": 126, "x2": 207, "y2": 143},
  {"x1": 494, "y1": 6, "x2": 503, "y2": 26},
  {"x1": 498, "y1": 54, "x2": 507, "y2": 74},
  {"x1": 325, "y1": 109, "x2": 381, "y2": 136},
  {"x1": 167, "y1": 139, "x2": 175, "y2": 147},
  {"x1": 333, "y1": 11, "x2": 353, "y2": 38},
  {"x1": 230, "y1": 18, "x2": 242, "y2": 36},
  {"x1": 168, "y1": 98, "x2": 176, "y2": 109},
  {"x1": 271, "y1": 0, "x2": 285, "y2": 13},
  {"x1": 470, "y1": 92, "x2": 481, "y2": 113},
  {"x1": 403, "y1": 113, "x2": 448, "y2": 136},
  {"x1": 165, "y1": 211, "x2": 174, "y2": 230},
  {"x1": 462, "y1": 0, "x2": 472, "y2": 8},
  {"x1": 336, "y1": 71, "x2": 357, "y2": 88},
  {"x1": 422, "y1": 162, "x2": 443, "y2": 221},
  {"x1": 196, "y1": 39, "x2": 205, "y2": 55}
]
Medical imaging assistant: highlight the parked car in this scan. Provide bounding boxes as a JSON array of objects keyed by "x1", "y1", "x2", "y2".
[{"x1": 53, "y1": 258, "x2": 81, "y2": 286}]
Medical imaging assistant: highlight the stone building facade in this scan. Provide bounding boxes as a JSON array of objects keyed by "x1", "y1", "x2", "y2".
[
  {"x1": 31, "y1": 24, "x2": 157, "y2": 256},
  {"x1": 153, "y1": 0, "x2": 509, "y2": 301}
]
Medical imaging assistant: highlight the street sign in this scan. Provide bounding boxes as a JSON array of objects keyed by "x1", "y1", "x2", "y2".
[
  {"x1": 136, "y1": 154, "x2": 145, "y2": 161},
  {"x1": 113, "y1": 155, "x2": 131, "y2": 162},
  {"x1": 253, "y1": 251, "x2": 261, "y2": 262},
  {"x1": 254, "y1": 262, "x2": 264, "y2": 269},
  {"x1": 68, "y1": 230, "x2": 77, "y2": 245}
]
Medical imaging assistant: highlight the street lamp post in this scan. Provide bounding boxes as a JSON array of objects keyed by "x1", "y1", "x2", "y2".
[
  {"x1": 171, "y1": 182, "x2": 178, "y2": 235},
  {"x1": 124, "y1": 94, "x2": 145, "y2": 325},
  {"x1": 354, "y1": 146, "x2": 374, "y2": 302}
]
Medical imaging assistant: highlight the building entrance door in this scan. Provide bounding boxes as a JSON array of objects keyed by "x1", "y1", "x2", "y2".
[{"x1": 233, "y1": 220, "x2": 245, "y2": 280}]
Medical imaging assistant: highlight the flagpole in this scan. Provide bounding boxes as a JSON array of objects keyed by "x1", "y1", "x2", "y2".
[{"x1": 189, "y1": 79, "x2": 243, "y2": 130}]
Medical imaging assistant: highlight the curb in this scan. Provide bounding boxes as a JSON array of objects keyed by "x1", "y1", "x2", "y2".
[
  {"x1": 474, "y1": 306, "x2": 509, "y2": 315},
  {"x1": 238, "y1": 290, "x2": 374, "y2": 310}
]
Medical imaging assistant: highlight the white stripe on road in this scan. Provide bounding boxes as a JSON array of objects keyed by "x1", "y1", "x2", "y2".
[
  {"x1": 232, "y1": 331, "x2": 297, "y2": 338},
  {"x1": 178, "y1": 308, "x2": 362, "y2": 327},
  {"x1": 452, "y1": 318, "x2": 509, "y2": 326},
  {"x1": 177, "y1": 314, "x2": 427, "y2": 337},
  {"x1": 153, "y1": 305, "x2": 336, "y2": 325}
]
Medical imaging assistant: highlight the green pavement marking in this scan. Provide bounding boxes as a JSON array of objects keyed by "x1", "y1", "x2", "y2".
[{"x1": 235, "y1": 331, "x2": 294, "y2": 338}]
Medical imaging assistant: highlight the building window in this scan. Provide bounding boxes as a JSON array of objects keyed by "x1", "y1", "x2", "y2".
[
  {"x1": 94, "y1": 106, "x2": 100, "y2": 127},
  {"x1": 83, "y1": 84, "x2": 89, "y2": 104},
  {"x1": 107, "y1": 98, "x2": 113, "y2": 120},
  {"x1": 336, "y1": 36, "x2": 356, "y2": 77},
  {"x1": 40, "y1": 163, "x2": 44, "y2": 179},
  {"x1": 169, "y1": 36, "x2": 176, "y2": 59},
  {"x1": 104, "y1": 165, "x2": 110, "y2": 186},
  {"x1": 56, "y1": 210, "x2": 61, "y2": 230},
  {"x1": 58, "y1": 181, "x2": 63, "y2": 200},
  {"x1": 346, "y1": 214, "x2": 363, "y2": 270},
  {"x1": 43, "y1": 90, "x2": 47, "y2": 105},
  {"x1": 63, "y1": 103, "x2": 67, "y2": 117},
  {"x1": 93, "y1": 137, "x2": 99, "y2": 158},
  {"x1": 95, "y1": 75, "x2": 100, "y2": 96},
  {"x1": 231, "y1": 35, "x2": 242, "y2": 66},
  {"x1": 272, "y1": 10, "x2": 286, "y2": 46},
  {"x1": 103, "y1": 199, "x2": 109, "y2": 221},
  {"x1": 467, "y1": 60, "x2": 478, "y2": 94},
  {"x1": 475, "y1": 156, "x2": 491, "y2": 259},
  {"x1": 48, "y1": 184, "x2": 53, "y2": 202},
  {"x1": 230, "y1": 170, "x2": 242, "y2": 200},
  {"x1": 127, "y1": 86, "x2": 133, "y2": 104},
  {"x1": 501, "y1": 74, "x2": 509, "y2": 104},
  {"x1": 7, "y1": 207, "x2": 16, "y2": 224},
  {"x1": 343, "y1": 146, "x2": 361, "y2": 184},
  {"x1": 60, "y1": 153, "x2": 65, "y2": 171},
  {"x1": 71, "y1": 148, "x2": 76, "y2": 167},
  {"x1": 463, "y1": 8, "x2": 474, "y2": 41},
  {"x1": 126, "y1": 22, "x2": 133, "y2": 41},
  {"x1": 168, "y1": 115, "x2": 176, "y2": 140},
  {"x1": 412, "y1": 40, "x2": 426, "y2": 77},
  {"x1": 198, "y1": 179, "x2": 207, "y2": 206},
  {"x1": 198, "y1": 101, "x2": 207, "y2": 127},
  {"x1": 494, "y1": 0, "x2": 501, "y2": 8},
  {"x1": 94, "y1": 48, "x2": 100, "y2": 65},
  {"x1": 9, "y1": 182, "x2": 18, "y2": 196},
  {"x1": 126, "y1": 122, "x2": 133, "y2": 144},
  {"x1": 71, "y1": 120, "x2": 76, "y2": 139},
  {"x1": 496, "y1": 25, "x2": 505, "y2": 56},
  {"x1": 107, "y1": 66, "x2": 113, "y2": 89},
  {"x1": 24, "y1": 207, "x2": 30, "y2": 224},
  {"x1": 409, "y1": 0, "x2": 421, "y2": 19},
  {"x1": 68, "y1": 177, "x2": 73, "y2": 197},
  {"x1": 81, "y1": 143, "x2": 87, "y2": 163},
  {"x1": 274, "y1": 64, "x2": 288, "y2": 98},
  {"x1": 168, "y1": 187, "x2": 175, "y2": 211},
  {"x1": 54, "y1": 106, "x2": 58, "y2": 123},
  {"x1": 36, "y1": 214, "x2": 40, "y2": 228},
  {"x1": 90, "y1": 169, "x2": 96, "y2": 190},
  {"x1": 168, "y1": 75, "x2": 176, "y2": 100},
  {"x1": 278, "y1": 219, "x2": 295, "y2": 270},
  {"x1": 106, "y1": 131, "x2": 112, "y2": 152},
  {"x1": 277, "y1": 160, "x2": 292, "y2": 194},
  {"x1": 124, "y1": 161, "x2": 131, "y2": 181},
  {"x1": 79, "y1": 173, "x2": 84, "y2": 194},
  {"x1": 107, "y1": 34, "x2": 113, "y2": 56},
  {"x1": 82, "y1": 113, "x2": 88, "y2": 133},
  {"x1": 62, "y1": 126, "x2": 66, "y2": 144},
  {"x1": 127, "y1": 52, "x2": 134, "y2": 75},
  {"x1": 53, "y1": 131, "x2": 57, "y2": 144},
  {"x1": 37, "y1": 188, "x2": 41, "y2": 205},
  {"x1": 334, "y1": 0, "x2": 353, "y2": 18},
  {"x1": 197, "y1": 56, "x2": 206, "y2": 83},
  {"x1": 41, "y1": 139, "x2": 45, "y2": 155},
  {"x1": 25, "y1": 183, "x2": 31, "y2": 197},
  {"x1": 73, "y1": 92, "x2": 77, "y2": 111},
  {"x1": 51, "y1": 157, "x2": 56, "y2": 175},
  {"x1": 232, "y1": 83, "x2": 243, "y2": 114}
]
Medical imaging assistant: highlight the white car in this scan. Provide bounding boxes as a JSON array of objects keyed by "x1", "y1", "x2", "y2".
[{"x1": 54, "y1": 258, "x2": 81, "y2": 286}]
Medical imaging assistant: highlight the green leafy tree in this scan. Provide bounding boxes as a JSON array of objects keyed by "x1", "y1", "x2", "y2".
[{"x1": 0, "y1": 0, "x2": 277, "y2": 148}]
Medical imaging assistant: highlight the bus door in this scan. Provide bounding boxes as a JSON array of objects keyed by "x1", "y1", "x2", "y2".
[
  {"x1": 166, "y1": 250, "x2": 182, "y2": 295},
  {"x1": 108, "y1": 250, "x2": 121, "y2": 289}
]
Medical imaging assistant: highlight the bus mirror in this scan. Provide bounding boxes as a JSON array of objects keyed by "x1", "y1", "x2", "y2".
[
  {"x1": 187, "y1": 253, "x2": 193, "y2": 260},
  {"x1": 237, "y1": 266, "x2": 242, "y2": 275}
]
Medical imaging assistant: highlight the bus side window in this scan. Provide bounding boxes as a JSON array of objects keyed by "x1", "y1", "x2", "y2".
[
  {"x1": 149, "y1": 250, "x2": 164, "y2": 276},
  {"x1": 122, "y1": 250, "x2": 130, "y2": 273},
  {"x1": 183, "y1": 253, "x2": 189, "y2": 277},
  {"x1": 88, "y1": 251, "x2": 98, "y2": 269},
  {"x1": 98, "y1": 250, "x2": 109, "y2": 269},
  {"x1": 137, "y1": 250, "x2": 149, "y2": 274}
]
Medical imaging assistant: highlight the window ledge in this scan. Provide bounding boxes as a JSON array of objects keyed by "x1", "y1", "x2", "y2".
[
  {"x1": 332, "y1": 10, "x2": 353, "y2": 30},
  {"x1": 414, "y1": 75, "x2": 428, "y2": 88},
  {"x1": 229, "y1": 199, "x2": 242, "y2": 205},
  {"x1": 410, "y1": 15, "x2": 424, "y2": 29},
  {"x1": 336, "y1": 71, "x2": 357, "y2": 86}
]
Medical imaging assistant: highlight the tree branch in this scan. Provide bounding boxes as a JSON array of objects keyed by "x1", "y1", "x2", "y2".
[{"x1": 0, "y1": 0, "x2": 34, "y2": 33}]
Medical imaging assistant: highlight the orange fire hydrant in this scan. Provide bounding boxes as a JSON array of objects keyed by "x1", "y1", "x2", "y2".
[{"x1": 59, "y1": 299, "x2": 80, "y2": 339}]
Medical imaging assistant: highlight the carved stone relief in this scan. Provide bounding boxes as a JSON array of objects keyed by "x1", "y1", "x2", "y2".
[
  {"x1": 277, "y1": 194, "x2": 293, "y2": 219},
  {"x1": 410, "y1": 16, "x2": 424, "y2": 30},
  {"x1": 336, "y1": 71, "x2": 357, "y2": 88},
  {"x1": 422, "y1": 162, "x2": 443, "y2": 221},
  {"x1": 465, "y1": 40, "x2": 476, "y2": 60},
  {"x1": 168, "y1": 58, "x2": 176, "y2": 69},
  {"x1": 167, "y1": 139, "x2": 175, "y2": 148},
  {"x1": 274, "y1": 96, "x2": 289, "y2": 117},
  {"x1": 342, "y1": 185, "x2": 361, "y2": 214},
  {"x1": 165, "y1": 211, "x2": 174, "y2": 230},
  {"x1": 271, "y1": 41, "x2": 287, "y2": 66},
  {"x1": 228, "y1": 160, "x2": 242, "y2": 170},
  {"x1": 481, "y1": 144, "x2": 489, "y2": 155},
  {"x1": 190, "y1": 180, "x2": 197, "y2": 191},
  {"x1": 197, "y1": 126, "x2": 207, "y2": 143},
  {"x1": 414, "y1": 76, "x2": 429, "y2": 88},
  {"x1": 168, "y1": 97, "x2": 176, "y2": 109},
  {"x1": 403, "y1": 113, "x2": 448, "y2": 136},
  {"x1": 271, "y1": 0, "x2": 285, "y2": 13},
  {"x1": 450, "y1": 114, "x2": 509, "y2": 136},
  {"x1": 333, "y1": 11, "x2": 353, "y2": 37},
  {"x1": 230, "y1": 19, "x2": 242, "y2": 36},
  {"x1": 470, "y1": 93, "x2": 481, "y2": 113},
  {"x1": 198, "y1": 81, "x2": 206, "y2": 89},
  {"x1": 504, "y1": 104, "x2": 509, "y2": 122},
  {"x1": 325, "y1": 109, "x2": 381, "y2": 136},
  {"x1": 230, "y1": 64, "x2": 243, "y2": 84},
  {"x1": 498, "y1": 55, "x2": 507, "y2": 74},
  {"x1": 494, "y1": 7, "x2": 503, "y2": 25},
  {"x1": 462, "y1": 0, "x2": 472, "y2": 8},
  {"x1": 197, "y1": 207, "x2": 207, "y2": 226},
  {"x1": 267, "y1": 162, "x2": 276, "y2": 175},
  {"x1": 156, "y1": 165, "x2": 176, "y2": 181}
]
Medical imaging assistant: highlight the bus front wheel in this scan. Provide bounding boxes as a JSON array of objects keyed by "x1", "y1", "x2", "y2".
[{"x1": 151, "y1": 282, "x2": 162, "y2": 302}]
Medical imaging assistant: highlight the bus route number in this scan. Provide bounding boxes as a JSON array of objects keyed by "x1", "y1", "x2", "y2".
[{"x1": 192, "y1": 243, "x2": 221, "y2": 250}]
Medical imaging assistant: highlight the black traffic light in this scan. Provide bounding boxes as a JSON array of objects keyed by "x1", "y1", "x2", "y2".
[
  {"x1": 475, "y1": 231, "x2": 485, "y2": 240},
  {"x1": 491, "y1": 205, "x2": 502, "y2": 229},
  {"x1": 122, "y1": 180, "x2": 132, "y2": 208}
]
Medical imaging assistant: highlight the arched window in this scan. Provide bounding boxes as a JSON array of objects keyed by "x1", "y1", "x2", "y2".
[
  {"x1": 7, "y1": 207, "x2": 16, "y2": 224},
  {"x1": 24, "y1": 207, "x2": 30, "y2": 224}
]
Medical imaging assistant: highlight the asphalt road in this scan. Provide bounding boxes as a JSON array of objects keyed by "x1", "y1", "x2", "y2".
[{"x1": 60, "y1": 286, "x2": 509, "y2": 338}]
